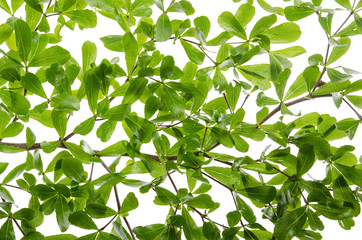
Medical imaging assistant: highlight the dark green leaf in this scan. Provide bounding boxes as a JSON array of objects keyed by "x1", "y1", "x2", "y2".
[
  {"x1": 296, "y1": 144, "x2": 315, "y2": 177},
  {"x1": 155, "y1": 13, "x2": 172, "y2": 42},
  {"x1": 123, "y1": 32, "x2": 138, "y2": 75},
  {"x1": 51, "y1": 110, "x2": 67, "y2": 139},
  {"x1": 85, "y1": 203, "x2": 117, "y2": 219},
  {"x1": 120, "y1": 192, "x2": 139, "y2": 217},
  {"x1": 61, "y1": 158, "x2": 86, "y2": 182},
  {"x1": 273, "y1": 206, "x2": 308, "y2": 240},
  {"x1": 237, "y1": 185, "x2": 276, "y2": 204},
  {"x1": 14, "y1": 19, "x2": 31, "y2": 63},
  {"x1": 21, "y1": 72, "x2": 47, "y2": 99},
  {"x1": 123, "y1": 77, "x2": 148, "y2": 104},
  {"x1": 69, "y1": 211, "x2": 98, "y2": 230},
  {"x1": 133, "y1": 224, "x2": 165, "y2": 240},
  {"x1": 55, "y1": 196, "x2": 70, "y2": 232},
  {"x1": 218, "y1": 11, "x2": 247, "y2": 39},
  {"x1": 0, "y1": 218, "x2": 15, "y2": 240},
  {"x1": 311, "y1": 204, "x2": 354, "y2": 220}
]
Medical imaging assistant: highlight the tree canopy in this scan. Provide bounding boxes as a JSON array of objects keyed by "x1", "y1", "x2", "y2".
[{"x1": 0, "y1": 0, "x2": 362, "y2": 239}]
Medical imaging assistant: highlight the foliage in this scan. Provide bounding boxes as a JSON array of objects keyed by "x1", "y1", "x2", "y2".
[{"x1": 0, "y1": 0, "x2": 362, "y2": 239}]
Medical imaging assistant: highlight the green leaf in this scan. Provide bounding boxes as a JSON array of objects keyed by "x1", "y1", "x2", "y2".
[
  {"x1": 154, "y1": 186, "x2": 179, "y2": 204},
  {"x1": 327, "y1": 68, "x2": 352, "y2": 83},
  {"x1": 0, "y1": 0, "x2": 11, "y2": 14},
  {"x1": 182, "y1": 206, "x2": 201, "y2": 240},
  {"x1": 123, "y1": 77, "x2": 148, "y2": 104},
  {"x1": 51, "y1": 94, "x2": 80, "y2": 111},
  {"x1": 273, "y1": 206, "x2": 308, "y2": 240},
  {"x1": 326, "y1": 37, "x2": 351, "y2": 65},
  {"x1": 308, "y1": 209, "x2": 324, "y2": 231},
  {"x1": 235, "y1": 3, "x2": 255, "y2": 27},
  {"x1": 29, "y1": 46, "x2": 70, "y2": 67},
  {"x1": 0, "y1": 89, "x2": 31, "y2": 115},
  {"x1": 334, "y1": 163, "x2": 362, "y2": 188},
  {"x1": 55, "y1": 196, "x2": 70, "y2": 232},
  {"x1": 297, "y1": 144, "x2": 315, "y2": 177},
  {"x1": 0, "y1": 23, "x2": 12, "y2": 46},
  {"x1": 346, "y1": 95, "x2": 362, "y2": 109},
  {"x1": 313, "y1": 80, "x2": 351, "y2": 95},
  {"x1": 284, "y1": 6, "x2": 315, "y2": 21},
  {"x1": 273, "y1": 68, "x2": 291, "y2": 101},
  {"x1": 133, "y1": 224, "x2": 165, "y2": 240},
  {"x1": 225, "y1": 83, "x2": 241, "y2": 112},
  {"x1": 123, "y1": 32, "x2": 138, "y2": 75},
  {"x1": 237, "y1": 185, "x2": 276, "y2": 204},
  {"x1": 213, "y1": 69, "x2": 227, "y2": 91},
  {"x1": 101, "y1": 104, "x2": 131, "y2": 121},
  {"x1": 218, "y1": 11, "x2": 247, "y2": 39},
  {"x1": 180, "y1": 39, "x2": 205, "y2": 65},
  {"x1": 203, "y1": 221, "x2": 221, "y2": 240},
  {"x1": 73, "y1": 117, "x2": 95, "y2": 135},
  {"x1": 11, "y1": 208, "x2": 34, "y2": 221},
  {"x1": 0, "y1": 67, "x2": 20, "y2": 83},
  {"x1": 354, "y1": 13, "x2": 362, "y2": 32},
  {"x1": 46, "y1": 63, "x2": 72, "y2": 95},
  {"x1": 284, "y1": 73, "x2": 307, "y2": 101},
  {"x1": 85, "y1": 203, "x2": 117, "y2": 219},
  {"x1": 100, "y1": 35, "x2": 124, "y2": 52},
  {"x1": 0, "y1": 122, "x2": 23, "y2": 139},
  {"x1": 163, "y1": 85, "x2": 185, "y2": 116},
  {"x1": 155, "y1": 13, "x2": 172, "y2": 42},
  {"x1": 43, "y1": 234, "x2": 77, "y2": 240},
  {"x1": 226, "y1": 210, "x2": 241, "y2": 227},
  {"x1": 14, "y1": 19, "x2": 31, "y2": 63},
  {"x1": 0, "y1": 218, "x2": 15, "y2": 240},
  {"x1": 64, "y1": 10, "x2": 97, "y2": 28},
  {"x1": 51, "y1": 110, "x2": 67, "y2": 139},
  {"x1": 335, "y1": 0, "x2": 352, "y2": 9},
  {"x1": 34, "y1": 184, "x2": 57, "y2": 200},
  {"x1": 303, "y1": 66, "x2": 320, "y2": 92},
  {"x1": 345, "y1": 79, "x2": 362, "y2": 94},
  {"x1": 84, "y1": 74, "x2": 99, "y2": 114},
  {"x1": 311, "y1": 204, "x2": 354, "y2": 220},
  {"x1": 153, "y1": 0, "x2": 164, "y2": 11},
  {"x1": 271, "y1": 46, "x2": 306, "y2": 58},
  {"x1": 256, "y1": 0, "x2": 284, "y2": 15},
  {"x1": 160, "y1": 56, "x2": 174, "y2": 80},
  {"x1": 119, "y1": 192, "x2": 139, "y2": 217},
  {"x1": 21, "y1": 72, "x2": 47, "y2": 99},
  {"x1": 2, "y1": 162, "x2": 28, "y2": 185},
  {"x1": 250, "y1": 14, "x2": 277, "y2": 38},
  {"x1": 230, "y1": 133, "x2": 249, "y2": 152},
  {"x1": 82, "y1": 41, "x2": 97, "y2": 71},
  {"x1": 61, "y1": 158, "x2": 86, "y2": 182},
  {"x1": 185, "y1": 194, "x2": 215, "y2": 209},
  {"x1": 96, "y1": 120, "x2": 117, "y2": 142},
  {"x1": 69, "y1": 211, "x2": 98, "y2": 230},
  {"x1": 264, "y1": 23, "x2": 301, "y2": 44}
]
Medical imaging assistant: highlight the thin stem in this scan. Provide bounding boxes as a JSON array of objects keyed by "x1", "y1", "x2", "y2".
[
  {"x1": 230, "y1": 191, "x2": 245, "y2": 227},
  {"x1": 12, "y1": 217, "x2": 25, "y2": 235},
  {"x1": 343, "y1": 98, "x2": 362, "y2": 120},
  {"x1": 123, "y1": 216, "x2": 136, "y2": 240},
  {"x1": 240, "y1": 94, "x2": 250, "y2": 108},
  {"x1": 167, "y1": 172, "x2": 178, "y2": 192},
  {"x1": 198, "y1": 45, "x2": 216, "y2": 65},
  {"x1": 202, "y1": 171, "x2": 232, "y2": 191},
  {"x1": 99, "y1": 214, "x2": 117, "y2": 231},
  {"x1": 332, "y1": 11, "x2": 354, "y2": 37},
  {"x1": 258, "y1": 94, "x2": 332, "y2": 125},
  {"x1": 223, "y1": 93, "x2": 233, "y2": 113},
  {"x1": 299, "y1": 188, "x2": 309, "y2": 205},
  {"x1": 201, "y1": 127, "x2": 208, "y2": 151},
  {"x1": 88, "y1": 163, "x2": 95, "y2": 182},
  {"x1": 273, "y1": 167, "x2": 297, "y2": 182}
]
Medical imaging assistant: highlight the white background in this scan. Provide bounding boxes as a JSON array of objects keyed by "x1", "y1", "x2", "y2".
[{"x1": 1, "y1": 0, "x2": 362, "y2": 239}]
